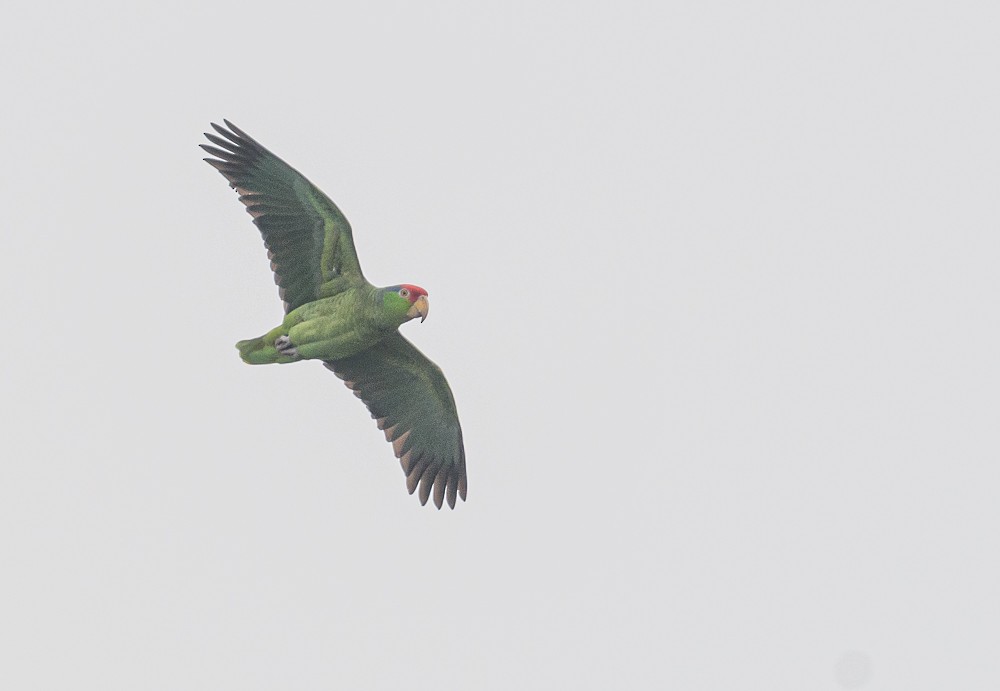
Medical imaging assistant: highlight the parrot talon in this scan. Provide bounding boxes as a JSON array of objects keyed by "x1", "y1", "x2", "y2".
[{"x1": 274, "y1": 335, "x2": 298, "y2": 356}]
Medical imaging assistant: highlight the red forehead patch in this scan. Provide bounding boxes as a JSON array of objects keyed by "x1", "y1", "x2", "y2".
[{"x1": 401, "y1": 284, "x2": 427, "y2": 300}]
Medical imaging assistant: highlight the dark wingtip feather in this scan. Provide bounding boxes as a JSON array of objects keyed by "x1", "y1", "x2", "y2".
[
  {"x1": 433, "y1": 469, "x2": 447, "y2": 509},
  {"x1": 210, "y1": 121, "x2": 246, "y2": 147},
  {"x1": 417, "y1": 465, "x2": 438, "y2": 506},
  {"x1": 202, "y1": 157, "x2": 233, "y2": 172},
  {"x1": 204, "y1": 132, "x2": 243, "y2": 154},
  {"x1": 406, "y1": 456, "x2": 429, "y2": 495},
  {"x1": 201, "y1": 144, "x2": 246, "y2": 161},
  {"x1": 223, "y1": 119, "x2": 257, "y2": 143}
]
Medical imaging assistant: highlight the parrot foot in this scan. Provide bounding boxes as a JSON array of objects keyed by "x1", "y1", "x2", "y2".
[{"x1": 274, "y1": 335, "x2": 298, "y2": 357}]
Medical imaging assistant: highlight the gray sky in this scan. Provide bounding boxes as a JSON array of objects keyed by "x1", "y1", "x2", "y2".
[{"x1": 2, "y1": 2, "x2": 999, "y2": 689}]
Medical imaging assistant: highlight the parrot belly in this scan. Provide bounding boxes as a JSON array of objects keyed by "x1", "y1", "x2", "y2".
[{"x1": 236, "y1": 295, "x2": 384, "y2": 364}]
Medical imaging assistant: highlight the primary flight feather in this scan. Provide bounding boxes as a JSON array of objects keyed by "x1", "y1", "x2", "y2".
[{"x1": 202, "y1": 120, "x2": 467, "y2": 509}]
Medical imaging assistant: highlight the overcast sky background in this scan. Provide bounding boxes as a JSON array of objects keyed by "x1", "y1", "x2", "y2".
[{"x1": 2, "y1": 2, "x2": 999, "y2": 689}]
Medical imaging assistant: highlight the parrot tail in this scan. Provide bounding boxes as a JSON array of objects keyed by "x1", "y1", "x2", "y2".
[{"x1": 236, "y1": 336, "x2": 298, "y2": 365}]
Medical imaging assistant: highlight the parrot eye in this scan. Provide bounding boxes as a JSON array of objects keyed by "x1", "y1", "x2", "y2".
[{"x1": 399, "y1": 288, "x2": 410, "y2": 298}]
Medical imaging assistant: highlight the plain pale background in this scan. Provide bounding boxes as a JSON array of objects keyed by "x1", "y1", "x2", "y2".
[{"x1": 2, "y1": 1, "x2": 998, "y2": 689}]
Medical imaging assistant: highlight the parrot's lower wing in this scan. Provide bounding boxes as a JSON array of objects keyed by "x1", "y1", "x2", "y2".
[{"x1": 325, "y1": 334, "x2": 467, "y2": 509}]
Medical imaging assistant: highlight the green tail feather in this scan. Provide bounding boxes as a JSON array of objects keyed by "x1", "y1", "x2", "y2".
[{"x1": 236, "y1": 336, "x2": 298, "y2": 365}]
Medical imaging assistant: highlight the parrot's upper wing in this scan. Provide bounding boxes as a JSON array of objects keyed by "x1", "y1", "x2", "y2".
[
  {"x1": 325, "y1": 333, "x2": 467, "y2": 509},
  {"x1": 202, "y1": 121, "x2": 365, "y2": 312}
]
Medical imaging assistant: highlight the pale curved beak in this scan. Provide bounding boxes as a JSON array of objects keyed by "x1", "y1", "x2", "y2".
[{"x1": 407, "y1": 295, "x2": 429, "y2": 323}]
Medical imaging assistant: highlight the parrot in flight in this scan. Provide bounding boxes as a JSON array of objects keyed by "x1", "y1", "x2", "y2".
[{"x1": 201, "y1": 121, "x2": 467, "y2": 509}]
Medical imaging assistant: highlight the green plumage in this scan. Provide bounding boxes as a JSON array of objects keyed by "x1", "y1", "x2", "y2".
[
  {"x1": 236, "y1": 288, "x2": 411, "y2": 363},
  {"x1": 202, "y1": 121, "x2": 466, "y2": 509}
]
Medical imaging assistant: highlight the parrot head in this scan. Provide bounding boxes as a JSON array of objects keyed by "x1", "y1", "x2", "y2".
[{"x1": 383, "y1": 284, "x2": 429, "y2": 324}]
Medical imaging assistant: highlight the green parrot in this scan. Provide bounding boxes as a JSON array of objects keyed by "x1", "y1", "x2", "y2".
[{"x1": 202, "y1": 121, "x2": 467, "y2": 509}]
